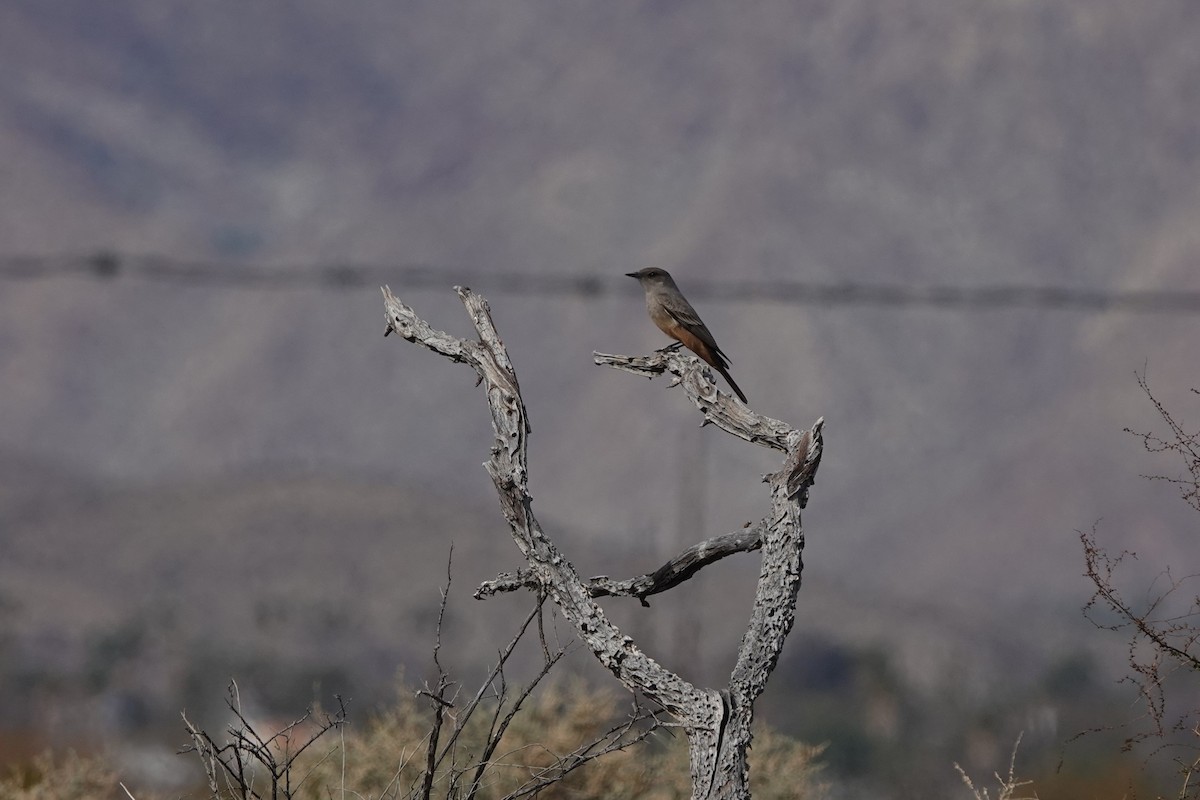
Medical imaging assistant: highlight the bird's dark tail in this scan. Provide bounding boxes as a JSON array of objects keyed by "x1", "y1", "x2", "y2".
[{"x1": 715, "y1": 364, "x2": 748, "y2": 404}]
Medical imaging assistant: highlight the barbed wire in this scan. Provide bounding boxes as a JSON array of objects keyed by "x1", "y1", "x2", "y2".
[{"x1": 4, "y1": 251, "x2": 1200, "y2": 314}]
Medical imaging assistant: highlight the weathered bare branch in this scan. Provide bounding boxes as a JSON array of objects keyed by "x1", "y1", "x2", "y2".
[
  {"x1": 385, "y1": 286, "x2": 712, "y2": 716},
  {"x1": 475, "y1": 525, "x2": 766, "y2": 606},
  {"x1": 383, "y1": 285, "x2": 824, "y2": 800},
  {"x1": 593, "y1": 349, "x2": 798, "y2": 453}
]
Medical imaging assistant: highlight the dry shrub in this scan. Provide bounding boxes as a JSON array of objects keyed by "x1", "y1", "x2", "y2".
[
  {"x1": 0, "y1": 751, "x2": 116, "y2": 800},
  {"x1": 4, "y1": 684, "x2": 824, "y2": 800},
  {"x1": 292, "y1": 679, "x2": 825, "y2": 800}
]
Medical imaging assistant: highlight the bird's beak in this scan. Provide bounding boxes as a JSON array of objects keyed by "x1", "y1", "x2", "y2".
[{"x1": 624, "y1": 272, "x2": 639, "y2": 279}]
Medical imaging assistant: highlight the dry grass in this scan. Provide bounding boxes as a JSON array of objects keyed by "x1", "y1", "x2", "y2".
[
  {"x1": 2, "y1": 682, "x2": 824, "y2": 800},
  {"x1": 289, "y1": 680, "x2": 826, "y2": 800},
  {"x1": 0, "y1": 751, "x2": 117, "y2": 800}
]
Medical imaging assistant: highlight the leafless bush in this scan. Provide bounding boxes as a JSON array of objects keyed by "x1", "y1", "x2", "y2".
[
  {"x1": 179, "y1": 556, "x2": 667, "y2": 800},
  {"x1": 1080, "y1": 372, "x2": 1200, "y2": 796},
  {"x1": 181, "y1": 681, "x2": 348, "y2": 800}
]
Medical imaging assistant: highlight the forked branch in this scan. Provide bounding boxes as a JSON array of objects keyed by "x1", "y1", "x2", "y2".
[{"x1": 382, "y1": 284, "x2": 823, "y2": 800}]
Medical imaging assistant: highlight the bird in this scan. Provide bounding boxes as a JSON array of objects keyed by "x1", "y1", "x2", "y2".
[{"x1": 626, "y1": 267, "x2": 748, "y2": 403}]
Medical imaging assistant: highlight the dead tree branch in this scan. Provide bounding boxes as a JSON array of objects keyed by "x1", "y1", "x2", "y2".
[
  {"x1": 382, "y1": 285, "x2": 823, "y2": 800},
  {"x1": 476, "y1": 524, "x2": 766, "y2": 606}
]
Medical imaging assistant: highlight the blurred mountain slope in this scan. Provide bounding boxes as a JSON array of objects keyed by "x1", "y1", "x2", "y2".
[{"x1": 1, "y1": 0, "x2": 1199, "y2": 720}]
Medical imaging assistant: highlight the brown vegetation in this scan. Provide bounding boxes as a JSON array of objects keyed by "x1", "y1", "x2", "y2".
[{"x1": 2, "y1": 683, "x2": 824, "y2": 800}]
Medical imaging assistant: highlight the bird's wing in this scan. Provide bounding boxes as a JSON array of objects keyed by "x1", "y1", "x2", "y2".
[{"x1": 664, "y1": 304, "x2": 731, "y2": 365}]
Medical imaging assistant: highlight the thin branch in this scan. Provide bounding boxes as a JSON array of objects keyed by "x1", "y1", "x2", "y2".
[
  {"x1": 433, "y1": 602, "x2": 544, "y2": 772},
  {"x1": 499, "y1": 705, "x2": 661, "y2": 800},
  {"x1": 536, "y1": 589, "x2": 552, "y2": 663},
  {"x1": 1083, "y1": 533, "x2": 1200, "y2": 671},
  {"x1": 475, "y1": 526, "x2": 766, "y2": 606},
  {"x1": 463, "y1": 648, "x2": 569, "y2": 800},
  {"x1": 418, "y1": 549, "x2": 456, "y2": 800}
]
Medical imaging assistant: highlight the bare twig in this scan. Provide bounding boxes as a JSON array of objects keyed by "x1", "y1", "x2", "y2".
[
  {"x1": 954, "y1": 733, "x2": 1038, "y2": 800},
  {"x1": 433, "y1": 602, "x2": 545, "y2": 772},
  {"x1": 499, "y1": 701, "x2": 663, "y2": 800},
  {"x1": 1124, "y1": 371, "x2": 1200, "y2": 513},
  {"x1": 181, "y1": 683, "x2": 348, "y2": 800},
  {"x1": 418, "y1": 550, "x2": 457, "y2": 800},
  {"x1": 463, "y1": 648, "x2": 568, "y2": 800}
]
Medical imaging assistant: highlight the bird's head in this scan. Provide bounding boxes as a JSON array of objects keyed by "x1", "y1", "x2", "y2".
[{"x1": 625, "y1": 267, "x2": 677, "y2": 290}]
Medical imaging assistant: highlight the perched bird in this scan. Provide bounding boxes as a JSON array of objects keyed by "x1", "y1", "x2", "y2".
[{"x1": 626, "y1": 267, "x2": 748, "y2": 403}]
